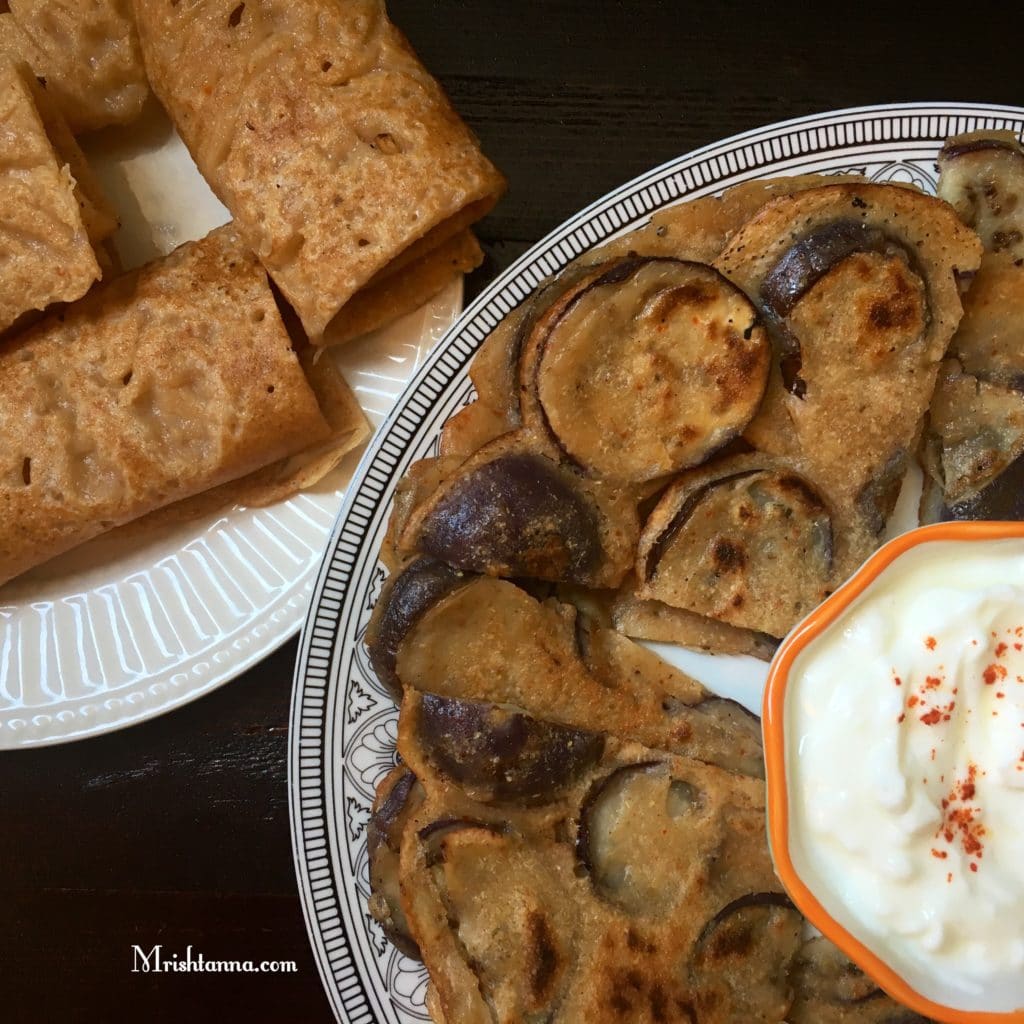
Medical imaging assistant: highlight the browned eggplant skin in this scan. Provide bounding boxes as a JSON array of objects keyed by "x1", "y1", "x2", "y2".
[
  {"x1": 637, "y1": 459, "x2": 834, "y2": 638},
  {"x1": 761, "y1": 220, "x2": 928, "y2": 322},
  {"x1": 642, "y1": 469, "x2": 762, "y2": 581},
  {"x1": 367, "y1": 766, "x2": 423, "y2": 960},
  {"x1": 938, "y1": 132, "x2": 1024, "y2": 259},
  {"x1": 522, "y1": 255, "x2": 769, "y2": 482},
  {"x1": 365, "y1": 558, "x2": 468, "y2": 702},
  {"x1": 414, "y1": 693, "x2": 605, "y2": 804},
  {"x1": 414, "y1": 451, "x2": 603, "y2": 581},
  {"x1": 760, "y1": 220, "x2": 929, "y2": 399}
]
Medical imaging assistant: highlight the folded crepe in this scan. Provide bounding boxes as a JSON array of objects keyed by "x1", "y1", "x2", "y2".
[
  {"x1": 133, "y1": 0, "x2": 505, "y2": 341},
  {"x1": 0, "y1": 1, "x2": 148, "y2": 133},
  {"x1": 0, "y1": 225, "x2": 353, "y2": 587},
  {"x1": 0, "y1": 60, "x2": 104, "y2": 335}
]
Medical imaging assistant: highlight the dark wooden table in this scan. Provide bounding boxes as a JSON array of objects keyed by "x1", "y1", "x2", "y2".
[{"x1": 4, "y1": 3, "x2": 1021, "y2": 1021}]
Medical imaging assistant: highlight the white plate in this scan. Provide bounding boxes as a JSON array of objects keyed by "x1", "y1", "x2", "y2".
[
  {"x1": 288, "y1": 103, "x2": 1024, "y2": 1023},
  {"x1": 0, "y1": 104, "x2": 462, "y2": 749}
]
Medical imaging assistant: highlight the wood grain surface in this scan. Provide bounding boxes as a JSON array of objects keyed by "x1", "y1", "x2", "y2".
[{"x1": 3, "y1": 2, "x2": 1022, "y2": 1020}]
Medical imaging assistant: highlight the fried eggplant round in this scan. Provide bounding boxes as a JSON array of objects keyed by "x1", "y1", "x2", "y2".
[
  {"x1": 518, "y1": 256, "x2": 770, "y2": 483},
  {"x1": 716, "y1": 182, "x2": 982, "y2": 509},
  {"x1": 636, "y1": 455, "x2": 834, "y2": 638},
  {"x1": 938, "y1": 131, "x2": 1024, "y2": 261},
  {"x1": 687, "y1": 892, "x2": 803, "y2": 1023},
  {"x1": 578, "y1": 762, "x2": 717, "y2": 916},
  {"x1": 367, "y1": 766, "x2": 424, "y2": 959},
  {"x1": 400, "y1": 432, "x2": 639, "y2": 588},
  {"x1": 365, "y1": 556, "x2": 468, "y2": 702},
  {"x1": 413, "y1": 692, "x2": 604, "y2": 805}
]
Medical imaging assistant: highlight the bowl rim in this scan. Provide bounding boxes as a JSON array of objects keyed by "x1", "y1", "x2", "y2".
[{"x1": 763, "y1": 520, "x2": 1024, "y2": 1024}]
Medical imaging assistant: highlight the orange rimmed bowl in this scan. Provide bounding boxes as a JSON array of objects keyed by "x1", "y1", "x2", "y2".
[{"x1": 763, "y1": 520, "x2": 1024, "y2": 1024}]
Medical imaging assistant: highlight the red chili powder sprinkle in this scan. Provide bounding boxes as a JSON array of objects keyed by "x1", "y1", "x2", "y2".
[
  {"x1": 926, "y1": 636, "x2": 937, "y2": 650},
  {"x1": 970, "y1": 863, "x2": 978, "y2": 873},
  {"x1": 893, "y1": 675, "x2": 902, "y2": 687},
  {"x1": 996, "y1": 642, "x2": 1009, "y2": 657},
  {"x1": 931, "y1": 848, "x2": 948, "y2": 859},
  {"x1": 997, "y1": 692, "x2": 1006, "y2": 699},
  {"x1": 984, "y1": 664, "x2": 1008, "y2": 685},
  {"x1": 935, "y1": 764, "x2": 986, "y2": 868},
  {"x1": 921, "y1": 709, "x2": 943, "y2": 725},
  {"x1": 908, "y1": 695, "x2": 920, "y2": 708},
  {"x1": 947, "y1": 872, "x2": 953, "y2": 884},
  {"x1": 1016, "y1": 644, "x2": 1023, "y2": 652},
  {"x1": 924, "y1": 675, "x2": 942, "y2": 691},
  {"x1": 897, "y1": 713, "x2": 906, "y2": 724}
]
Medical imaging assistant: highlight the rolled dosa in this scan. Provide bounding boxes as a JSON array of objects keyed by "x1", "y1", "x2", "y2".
[
  {"x1": 21, "y1": 72, "x2": 119, "y2": 246},
  {"x1": 0, "y1": 60, "x2": 101, "y2": 335},
  {"x1": 0, "y1": 1, "x2": 148, "y2": 133},
  {"x1": 324, "y1": 229, "x2": 482, "y2": 347},
  {"x1": 0, "y1": 225, "x2": 333, "y2": 586},
  {"x1": 133, "y1": 0, "x2": 505, "y2": 340}
]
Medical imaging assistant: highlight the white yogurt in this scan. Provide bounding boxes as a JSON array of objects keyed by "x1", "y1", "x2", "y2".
[{"x1": 785, "y1": 538, "x2": 1024, "y2": 1013}]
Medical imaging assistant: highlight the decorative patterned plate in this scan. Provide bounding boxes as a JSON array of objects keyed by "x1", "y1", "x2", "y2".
[
  {"x1": 0, "y1": 104, "x2": 462, "y2": 749},
  {"x1": 289, "y1": 103, "x2": 1024, "y2": 1023}
]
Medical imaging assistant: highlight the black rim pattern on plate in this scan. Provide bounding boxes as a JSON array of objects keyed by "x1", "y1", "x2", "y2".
[{"x1": 288, "y1": 103, "x2": 1024, "y2": 1023}]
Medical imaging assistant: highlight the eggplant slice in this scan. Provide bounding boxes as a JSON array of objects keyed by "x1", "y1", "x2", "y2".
[
  {"x1": 924, "y1": 357, "x2": 1024, "y2": 505},
  {"x1": 367, "y1": 766, "x2": 424, "y2": 959},
  {"x1": 938, "y1": 130, "x2": 1024, "y2": 262},
  {"x1": 379, "y1": 455, "x2": 466, "y2": 573},
  {"x1": 610, "y1": 587, "x2": 779, "y2": 661},
  {"x1": 687, "y1": 892, "x2": 803, "y2": 1024},
  {"x1": 636, "y1": 455, "x2": 834, "y2": 638},
  {"x1": 410, "y1": 691, "x2": 605, "y2": 805},
  {"x1": 394, "y1": 575, "x2": 764, "y2": 777},
  {"x1": 716, "y1": 182, "x2": 982, "y2": 511},
  {"x1": 788, "y1": 937, "x2": 936, "y2": 1023},
  {"x1": 923, "y1": 135, "x2": 1024, "y2": 505},
  {"x1": 518, "y1": 256, "x2": 770, "y2": 483},
  {"x1": 397, "y1": 709, "x2": 792, "y2": 1024},
  {"x1": 399, "y1": 431, "x2": 640, "y2": 588},
  {"x1": 577, "y1": 762, "x2": 720, "y2": 917},
  {"x1": 365, "y1": 556, "x2": 469, "y2": 702}
]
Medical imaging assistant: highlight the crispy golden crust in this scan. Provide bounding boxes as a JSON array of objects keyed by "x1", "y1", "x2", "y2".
[
  {"x1": 0, "y1": 2, "x2": 147, "y2": 132},
  {"x1": 134, "y1": 0, "x2": 505, "y2": 339},
  {"x1": 0, "y1": 226, "x2": 331, "y2": 586},
  {"x1": 636, "y1": 453, "x2": 835, "y2": 638},
  {"x1": 0, "y1": 60, "x2": 100, "y2": 335},
  {"x1": 716, "y1": 183, "x2": 982, "y2": 512}
]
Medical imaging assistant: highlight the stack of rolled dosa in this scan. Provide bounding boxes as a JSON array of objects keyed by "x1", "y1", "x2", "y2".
[
  {"x1": 132, "y1": 0, "x2": 505, "y2": 343},
  {"x1": 0, "y1": 0, "x2": 504, "y2": 587}
]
